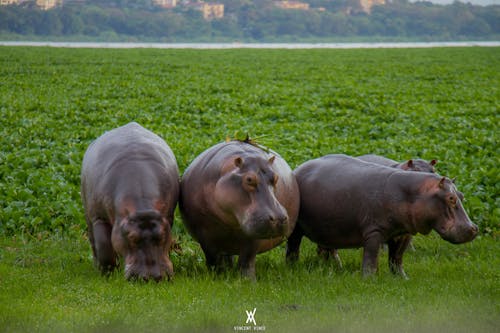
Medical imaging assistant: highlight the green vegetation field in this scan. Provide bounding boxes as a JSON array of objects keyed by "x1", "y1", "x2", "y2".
[{"x1": 0, "y1": 46, "x2": 499, "y2": 332}]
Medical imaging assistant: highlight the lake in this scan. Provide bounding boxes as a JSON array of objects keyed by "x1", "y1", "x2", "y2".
[{"x1": 1, "y1": 41, "x2": 499, "y2": 49}]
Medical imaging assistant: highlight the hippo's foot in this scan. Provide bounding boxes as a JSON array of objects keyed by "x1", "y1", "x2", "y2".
[
  {"x1": 240, "y1": 266, "x2": 257, "y2": 282},
  {"x1": 216, "y1": 254, "x2": 235, "y2": 272},
  {"x1": 389, "y1": 261, "x2": 409, "y2": 280},
  {"x1": 285, "y1": 249, "x2": 300, "y2": 263},
  {"x1": 387, "y1": 235, "x2": 411, "y2": 279}
]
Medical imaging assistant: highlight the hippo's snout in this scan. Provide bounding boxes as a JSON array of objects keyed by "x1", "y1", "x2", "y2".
[
  {"x1": 469, "y1": 223, "x2": 479, "y2": 239},
  {"x1": 241, "y1": 208, "x2": 290, "y2": 239},
  {"x1": 124, "y1": 255, "x2": 173, "y2": 282},
  {"x1": 441, "y1": 222, "x2": 479, "y2": 244}
]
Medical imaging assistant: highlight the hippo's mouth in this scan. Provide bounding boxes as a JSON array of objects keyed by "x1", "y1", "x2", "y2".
[{"x1": 124, "y1": 257, "x2": 173, "y2": 282}]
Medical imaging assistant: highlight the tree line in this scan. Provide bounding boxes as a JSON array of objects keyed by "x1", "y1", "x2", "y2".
[{"x1": 0, "y1": 0, "x2": 498, "y2": 41}]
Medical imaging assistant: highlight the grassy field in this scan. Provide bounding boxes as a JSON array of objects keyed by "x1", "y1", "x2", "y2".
[{"x1": 0, "y1": 46, "x2": 499, "y2": 332}]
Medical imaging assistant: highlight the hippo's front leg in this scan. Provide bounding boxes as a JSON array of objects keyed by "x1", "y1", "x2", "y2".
[
  {"x1": 286, "y1": 222, "x2": 305, "y2": 263},
  {"x1": 93, "y1": 219, "x2": 117, "y2": 274},
  {"x1": 387, "y1": 235, "x2": 411, "y2": 279},
  {"x1": 238, "y1": 243, "x2": 258, "y2": 281},
  {"x1": 362, "y1": 233, "x2": 383, "y2": 276}
]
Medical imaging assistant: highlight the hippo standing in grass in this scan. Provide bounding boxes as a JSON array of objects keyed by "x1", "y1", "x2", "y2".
[
  {"x1": 317, "y1": 154, "x2": 438, "y2": 265},
  {"x1": 81, "y1": 122, "x2": 179, "y2": 281},
  {"x1": 179, "y1": 139, "x2": 300, "y2": 280},
  {"x1": 286, "y1": 154, "x2": 477, "y2": 278}
]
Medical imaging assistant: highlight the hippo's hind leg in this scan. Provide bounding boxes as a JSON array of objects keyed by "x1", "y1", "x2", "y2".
[
  {"x1": 92, "y1": 219, "x2": 118, "y2": 274},
  {"x1": 317, "y1": 246, "x2": 343, "y2": 269},
  {"x1": 388, "y1": 235, "x2": 411, "y2": 279},
  {"x1": 217, "y1": 255, "x2": 235, "y2": 270},
  {"x1": 286, "y1": 222, "x2": 305, "y2": 263}
]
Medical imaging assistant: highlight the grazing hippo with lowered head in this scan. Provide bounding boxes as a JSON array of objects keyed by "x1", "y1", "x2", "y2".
[
  {"x1": 81, "y1": 122, "x2": 179, "y2": 281},
  {"x1": 286, "y1": 154, "x2": 477, "y2": 278},
  {"x1": 179, "y1": 139, "x2": 300, "y2": 280},
  {"x1": 317, "y1": 154, "x2": 438, "y2": 265},
  {"x1": 358, "y1": 154, "x2": 437, "y2": 173}
]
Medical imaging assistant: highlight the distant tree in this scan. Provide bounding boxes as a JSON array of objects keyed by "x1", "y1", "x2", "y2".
[
  {"x1": 0, "y1": 0, "x2": 498, "y2": 40},
  {"x1": 320, "y1": 12, "x2": 355, "y2": 36},
  {"x1": 58, "y1": 6, "x2": 84, "y2": 35},
  {"x1": 36, "y1": 10, "x2": 63, "y2": 35}
]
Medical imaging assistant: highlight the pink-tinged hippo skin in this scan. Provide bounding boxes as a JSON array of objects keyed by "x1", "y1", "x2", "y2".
[
  {"x1": 358, "y1": 154, "x2": 437, "y2": 173},
  {"x1": 286, "y1": 154, "x2": 477, "y2": 278},
  {"x1": 317, "y1": 154, "x2": 438, "y2": 266},
  {"x1": 179, "y1": 140, "x2": 300, "y2": 280},
  {"x1": 81, "y1": 122, "x2": 179, "y2": 282}
]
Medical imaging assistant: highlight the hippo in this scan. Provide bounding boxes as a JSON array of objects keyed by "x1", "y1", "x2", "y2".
[
  {"x1": 358, "y1": 154, "x2": 437, "y2": 173},
  {"x1": 286, "y1": 154, "x2": 477, "y2": 278},
  {"x1": 317, "y1": 154, "x2": 438, "y2": 265},
  {"x1": 81, "y1": 122, "x2": 179, "y2": 281},
  {"x1": 179, "y1": 139, "x2": 300, "y2": 280}
]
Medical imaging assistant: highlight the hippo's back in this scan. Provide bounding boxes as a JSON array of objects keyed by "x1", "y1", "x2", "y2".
[
  {"x1": 295, "y1": 154, "x2": 395, "y2": 188},
  {"x1": 357, "y1": 154, "x2": 396, "y2": 167},
  {"x1": 296, "y1": 155, "x2": 395, "y2": 219},
  {"x1": 81, "y1": 122, "x2": 179, "y2": 216},
  {"x1": 83, "y1": 122, "x2": 177, "y2": 175},
  {"x1": 182, "y1": 141, "x2": 271, "y2": 182}
]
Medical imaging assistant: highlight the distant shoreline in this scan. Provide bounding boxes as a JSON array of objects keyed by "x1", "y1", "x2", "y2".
[{"x1": 1, "y1": 41, "x2": 499, "y2": 49}]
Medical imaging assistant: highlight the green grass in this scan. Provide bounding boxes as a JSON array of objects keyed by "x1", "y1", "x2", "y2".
[
  {"x1": 0, "y1": 46, "x2": 499, "y2": 331},
  {"x1": 1, "y1": 234, "x2": 499, "y2": 333}
]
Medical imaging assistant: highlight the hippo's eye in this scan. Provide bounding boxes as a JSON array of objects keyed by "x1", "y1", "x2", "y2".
[
  {"x1": 244, "y1": 173, "x2": 258, "y2": 189},
  {"x1": 127, "y1": 229, "x2": 140, "y2": 244},
  {"x1": 448, "y1": 195, "x2": 457, "y2": 208}
]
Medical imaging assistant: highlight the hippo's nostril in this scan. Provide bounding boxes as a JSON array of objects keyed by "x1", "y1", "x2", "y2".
[{"x1": 279, "y1": 216, "x2": 288, "y2": 225}]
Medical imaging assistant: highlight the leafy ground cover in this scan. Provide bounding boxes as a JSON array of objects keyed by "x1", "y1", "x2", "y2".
[{"x1": 0, "y1": 46, "x2": 499, "y2": 332}]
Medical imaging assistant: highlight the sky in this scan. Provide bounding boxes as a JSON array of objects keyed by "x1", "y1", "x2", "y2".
[{"x1": 413, "y1": 0, "x2": 500, "y2": 4}]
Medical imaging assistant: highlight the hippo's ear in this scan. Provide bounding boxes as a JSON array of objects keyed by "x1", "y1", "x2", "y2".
[
  {"x1": 430, "y1": 159, "x2": 437, "y2": 166},
  {"x1": 407, "y1": 159, "x2": 414, "y2": 168},
  {"x1": 439, "y1": 177, "x2": 446, "y2": 189},
  {"x1": 234, "y1": 157, "x2": 243, "y2": 168},
  {"x1": 451, "y1": 177, "x2": 456, "y2": 184},
  {"x1": 268, "y1": 155, "x2": 276, "y2": 165}
]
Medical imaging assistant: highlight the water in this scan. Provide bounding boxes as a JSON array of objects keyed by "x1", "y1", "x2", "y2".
[{"x1": 1, "y1": 41, "x2": 499, "y2": 49}]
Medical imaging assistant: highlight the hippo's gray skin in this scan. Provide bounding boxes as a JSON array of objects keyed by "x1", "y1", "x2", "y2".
[
  {"x1": 317, "y1": 154, "x2": 438, "y2": 265},
  {"x1": 358, "y1": 154, "x2": 437, "y2": 173},
  {"x1": 81, "y1": 122, "x2": 179, "y2": 281},
  {"x1": 286, "y1": 154, "x2": 477, "y2": 278},
  {"x1": 179, "y1": 140, "x2": 300, "y2": 280}
]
